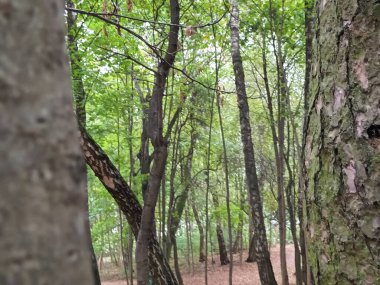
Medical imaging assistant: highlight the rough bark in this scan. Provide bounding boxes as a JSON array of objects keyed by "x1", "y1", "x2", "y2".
[
  {"x1": 300, "y1": 1, "x2": 314, "y2": 282},
  {"x1": 79, "y1": 126, "x2": 178, "y2": 284},
  {"x1": 0, "y1": 1, "x2": 94, "y2": 284},
  {"x1": 304, "y1": 1, "x2": 380, "y2": 284},
  {"x1": 229, "y1": 2, "x2": 277, "y2": 284}
]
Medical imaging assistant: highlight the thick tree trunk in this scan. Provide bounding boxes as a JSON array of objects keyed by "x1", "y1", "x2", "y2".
[
  {"x1": 79, "y1": 126, "x2": 178, "y2": 284},
  {"x1": 0, "y1": 1, "x2": 94, "y2": 284},
  {"x1": 304, "y1": 1, "x2": 380, "y2": 284},
  {"x1": 66, "y1": 2, "x2": 102, "y2": 283},
  {"x1": 229, "y1": 2, "x2": 277, "y2": 284}
]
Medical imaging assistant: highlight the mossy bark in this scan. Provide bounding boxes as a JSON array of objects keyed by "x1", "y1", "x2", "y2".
[{"x1": 304, "y1": 1, "x2": 380, "y2": 284}]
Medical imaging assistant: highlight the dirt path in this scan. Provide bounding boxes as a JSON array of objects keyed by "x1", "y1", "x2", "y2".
[{"x1": 102, "y1": 245, "x2": 296, "y2": 285}]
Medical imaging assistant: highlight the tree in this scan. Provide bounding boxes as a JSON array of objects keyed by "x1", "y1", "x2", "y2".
[
  {"x1": 304, "y1": 1, "x2": 380, "y2": 284},
  {"x1": 66, "y1": 1, "x2": 102, "y2": 283},
  {"x1": 0, "y1": 1, "x2": 94, "y2": 284},
  {"x1": 229, "y1": 1, "x2": 277, "y2": 284},
  {"x1": 80, "y1": 126, "x2": 178, "y2": 284},
  {"x1": 136, "y1": 0, "x2": 180, "y2": 283}
]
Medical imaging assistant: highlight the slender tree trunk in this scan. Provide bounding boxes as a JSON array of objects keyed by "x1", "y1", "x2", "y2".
[
  {"x1": 232, "y1": 223, "x2": 242, "y2": 254},
  {"x1": 304, "y1": 1, "x2": 380, "y2": 284},
  {"x1": 129, "y1": 71, "x2": 135, "y2": 285},
  {"x1": 165, "y1": 118, "x2": 181, "y2": 258},
  {"x1": 211, "y1": 193, "x2": 230, "y2": 266},
  {"x1": 215, "y1": 50, "x2": 233, "y2": 283},
  {"x1": 134, "y1": 77, "x2": 151, "y2": 202},
  {"x1": 136, "y1": 0, "x2": 180, "y2": 283},
  {"x1": 204, "y1": 68, "x2": 216, "y2": 285},
  {"x1": 229, "y1": 2, "x2": 277, "y2": 284},
  {"x1": 172, "y1": 234, "x2": 184, "y2": 285},
  {"x1": 192, "y1": 201, "x2": 206, "y2": 262},
  {"x1": 275, "y1": 34, "x2": 290, "y2": 285},
  {"x1": 0, "y1": 1, "x2": 94, "y2": 283},
  {"x1": 216, "y1": 225, "x2": 230, "y2": 266},
  {"x1": 284, "y1": 142, "x2": 302, "y2": 285},
  {"x1": 186, "y1": 205, "x2": 195, "y2": 274},
  {"x1": 246, "y1": 234, "x2": 257, "y2": 263}
]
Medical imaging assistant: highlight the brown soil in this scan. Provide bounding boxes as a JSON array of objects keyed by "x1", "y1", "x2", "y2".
[{"x1": 102, "y1": 244, "x2": 296, "y2": 285}]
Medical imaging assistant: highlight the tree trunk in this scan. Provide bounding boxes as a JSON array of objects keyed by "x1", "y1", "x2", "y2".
[
  {"x1": 79, "y1": 126, "x2": 178, "y2": 284},
  {"x1": 0, "y1": 1, "x2": 94, "y2": 283},
  {"x1": 172, "y1": 234, "x2": 184, "y2": 285},
  {"x1": 229, "y1": 2, "x2": 277, "y2": 284},
  {"x1": 165, "y1": 118, "x2": 181, "y2": 259},
  {"x1": 211, "y1": 193, "x2": 230, "y2": 266},
  {"x1": 136, "y1": 0, "x2": 180, "y2": 283},
  {"x1": 66, "y1": 2, "x2": 102, "y2": 283},
  {"x1": 304, "y1": 1, "x2": 380, "y2": 284},
  {"x1": 300, "y1": 1, "x2": 314, "y2": 283},
  {"x1": 246, "y1": 234, "x2": 257, "y2": 263},
  {"x1": 216, "y1": 84, "x2": 233, "y2": 284},
  {"x1": 232, "y1": 223, "x2": 242, "y2": 254},
  {"x1": 216, "y1": 225, "x2": 230, "y2": 266},
  {"x1": 261, "y1": 29, "x2": 289, "y2": 283},
  {"x1": 284, "y1": 152, "x2": 302, "y2": 285},
  {"x1": 192, "y1": 202, "x2": 206, "y2": 262}
]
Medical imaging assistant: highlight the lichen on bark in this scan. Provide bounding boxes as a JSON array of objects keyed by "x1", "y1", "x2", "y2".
[{"x1": 304, "y1": 0, "x2": 380, "y2": 284}]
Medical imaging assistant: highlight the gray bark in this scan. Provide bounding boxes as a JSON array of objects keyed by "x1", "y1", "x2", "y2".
[
  {"x1": 0, "y1": 1, "x2": 94, "y2": 284},
  {"x1": 66, "y1": 1, "x2": 102, "y2": 283}
]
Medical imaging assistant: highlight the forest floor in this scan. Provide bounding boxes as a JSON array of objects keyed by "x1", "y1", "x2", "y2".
[{"x1": 102, "y1": 244, "x2": 296, "y2": 285}]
